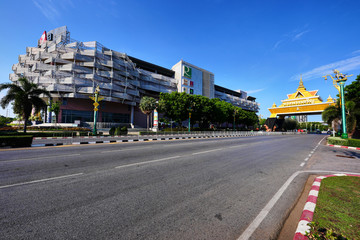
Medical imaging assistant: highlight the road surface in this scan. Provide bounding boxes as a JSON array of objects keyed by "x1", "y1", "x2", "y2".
[{"x1": 1, "y1": 134, "x2": 327, "y2": 239}]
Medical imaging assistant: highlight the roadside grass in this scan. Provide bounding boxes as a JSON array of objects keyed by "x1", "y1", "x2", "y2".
[{"x1": 312, "y1": 176, "x2": 360, "y2": 239}]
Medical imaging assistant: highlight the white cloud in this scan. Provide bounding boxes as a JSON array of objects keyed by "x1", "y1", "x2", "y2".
[
  {"x1": 351, "y1": 49, "x2": 360, "y2": 56},
  {"x1": 291, "y1": 55, "x2": 360, "y2": 81},
  {"x1": 33, "y1": 0, "x2": 60, "y2": 22},
  {"x1": 292, "y1": 30, "x2": 310, "y2": 41},
  {"x1": 246, "y1": 88, "x2": 266, "y2": 94},
  {"x1": 272, "y1": 27, "x2": 310, "y2": 50}
]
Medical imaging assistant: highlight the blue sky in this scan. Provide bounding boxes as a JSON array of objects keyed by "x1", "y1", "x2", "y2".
[{"x1": 1, "y1": 0, "x2": 360, "y2": 121}]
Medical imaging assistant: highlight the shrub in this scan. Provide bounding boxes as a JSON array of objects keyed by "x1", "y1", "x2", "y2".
[
  {"x1": 347, "y1": 138, "x2": 360, "y2": 147},
  {"x1": 328, "y1": 137, "x2": 360, "y2": 147},
  {"x1": 109, "y1": 126, "x2": 127, "y2": 136},
  {"x1": 328, "y1": 137, "x2": 347, "y2": 146},
  {"x1": 109, "y1": 126, "x2": 116, "y2": 136},
  {"x1": 306, "y1": 221, "x2": 348, "y2": 240}
]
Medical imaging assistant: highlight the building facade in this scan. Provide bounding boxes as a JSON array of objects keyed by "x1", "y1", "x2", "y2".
[{"x1": 9, "y1": 26, "x2": 259, "y2": 128}]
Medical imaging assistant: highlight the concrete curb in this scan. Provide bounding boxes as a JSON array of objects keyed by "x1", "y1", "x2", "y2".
[
  {"x1": 293, "y1": 174, "x2": 360, "y2": 240},
  {"x1": 32, "y1": 134, "x2": 261, "y2": 147},
  {"x1": 327, "y1": 143, "x2": 360, "y2": 151},
  {"x1": 31, "y1": 132, "x2": 302, "y2": 148},
  {"x1": 31, "y1": 134, "x2": 236, "y2": 147}
]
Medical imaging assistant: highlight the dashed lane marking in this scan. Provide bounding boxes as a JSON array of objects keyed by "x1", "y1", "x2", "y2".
[
  {"x1": 1, "y1": 154, "x2": 81, "y2": 163},
  {"x1": 115, "y1": 156, "x2": 181, "y2": 169},
  {"x1": 0, "y1": 173, "x2": 84, "y2": 189}
]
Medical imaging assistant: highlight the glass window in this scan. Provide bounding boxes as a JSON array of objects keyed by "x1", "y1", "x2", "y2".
[
  {"x1": 102, "y1": 112, "x2": 130, "y2": 123},
  {"x1": 61, "y1": 109, "x2": 93, "y2": 123}
]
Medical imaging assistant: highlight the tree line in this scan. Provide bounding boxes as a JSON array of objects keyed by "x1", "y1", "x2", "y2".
[{"x1": 152, "y1": 92, "x2": 258, "y2": 129}]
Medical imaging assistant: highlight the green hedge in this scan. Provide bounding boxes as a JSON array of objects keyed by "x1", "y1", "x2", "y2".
[
  {"x1": 328, "y1": 137, "x2": 360, "y2": 148},
  {"x1": 109, "y1": 126, "x2": 128, "y2": 136},
  {"x1": 0, "y1": 135, "x2": 33, "y2": 147}
]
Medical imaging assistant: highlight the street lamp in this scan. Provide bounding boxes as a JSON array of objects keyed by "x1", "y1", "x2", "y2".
[
  {"x1": 323, "y1": 70, "x2": 353, "y2": 139},
  {"x1": 90, "y1": 85, "x2": 104, "y2": 135},
  {"x1": 188, "y1": 103, "x2": 195, "y2": 133},
  {"x1": 233, "y1": 108, "x2": 239, "y2": 131}
]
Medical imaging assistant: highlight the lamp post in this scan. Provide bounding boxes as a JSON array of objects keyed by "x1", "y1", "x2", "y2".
[
  {"x1": 90, "y1": 85, "x2": 104, "y2": 135},
  {"x1": 233, "y1": 108, "x2": 238, "y2": 131},
  {"x1": 323, "y1": 70, "x2": 353, "y2": 139},
  {"x1": 188, "y1": 105, "x2": 193, "y2": 133}
]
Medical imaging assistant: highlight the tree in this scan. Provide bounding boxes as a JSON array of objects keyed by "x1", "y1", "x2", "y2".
[
  {"x1": 322, "y1": 99, "x2": 359, "y2": 135},
  {"x1": 139, "y1": 96, "x2": 157, "y2": 130},
  {"x1": 322, "y1": 102, "x2": 341, "y2": 126},
  {"x1": 0, "y1": 77, "x2": 50, "y2": 133},
  {"x1": 282, "y1": 118, "x2": 298, "y2": 131},
  {"x1": 49, "y1": 101, "x2": 61, "y2": 123},
  {"x1": 344, "y1": 75, "x2": 360, "y2": 130},
  {"x1": 158, "y1": 92, "x2": 190, "y2": 125}
]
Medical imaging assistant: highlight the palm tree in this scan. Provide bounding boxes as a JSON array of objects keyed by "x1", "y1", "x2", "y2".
[
  {"x1": 0, "y1": 77, "x2": 51, "y2": 133},
  {"x1": 322, "y1": 102, "x2": 341, "y2": 126},
  {"x1": 139, "y1": 96, "x2": 157, "y2": 130},
  {"x1": 322, "y1": 100, "x2": 360, "y2": 136}
]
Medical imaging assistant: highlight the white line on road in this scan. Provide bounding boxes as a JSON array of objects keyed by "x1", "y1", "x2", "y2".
[
  {"x1": 0, "y1": 173, "x2": 84, "y2": 190},
  {"x1": 115, "y1": 156, "x2": 181, "y2": 169},
  {"x1": 237, "y1": 171, "x2": 301, "y2": 240},
  {"x1": 1, "y1": 154, "x2": 81, "y2": 163},
  {"x1": 101, "y1": 147, "x2": 152, "y2": 153},
  {"x1": 192, "y1": 149, "x2": 222, "y2": 155},
  {"x1": 318, "y1": 136, "x2": 326, "y2": 145},
  {"x1": 300, "y1": 162, "x2": 305, "y2": 167},
  {"x1": 308, "y1": 154, "x2": 312, "y2": 157},
  {"x1": 304, "y1": 158, "x2": 309, "y2": 161}
]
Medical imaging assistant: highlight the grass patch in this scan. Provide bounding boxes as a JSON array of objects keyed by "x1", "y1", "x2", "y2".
[{"x1": 311, "y1": 176, "x2": 360, "y2": 239}]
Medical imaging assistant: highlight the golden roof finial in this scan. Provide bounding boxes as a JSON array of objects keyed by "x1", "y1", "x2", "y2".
[
  {"x1": 298, "y1": 74, "x2": 306, "y2": 90},
  {"x1": 326, "y1": 94, "x2": 334, "y2": 103}
]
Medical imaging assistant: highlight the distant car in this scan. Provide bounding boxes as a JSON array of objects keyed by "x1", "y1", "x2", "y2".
[
  {"x1": 316, "y1": 129, "x2": 321, "y2": 134},
  {"x1": 327, "y1": 130, "x2": 332, "y2": 134}
]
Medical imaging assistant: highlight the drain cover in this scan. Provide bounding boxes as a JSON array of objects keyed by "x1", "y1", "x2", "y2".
[{"x1": 336, "y1": 155, "x2": 356, "y2": 159}]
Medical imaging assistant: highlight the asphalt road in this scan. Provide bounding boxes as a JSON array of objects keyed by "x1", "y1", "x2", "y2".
[{"x1": 0, "y1": 134, "x2": 327, "y2": 240}]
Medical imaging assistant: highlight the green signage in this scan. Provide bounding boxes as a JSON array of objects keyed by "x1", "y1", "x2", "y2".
[{"x1": 184, "y1": 66, "x2": 192, "y2": 79}]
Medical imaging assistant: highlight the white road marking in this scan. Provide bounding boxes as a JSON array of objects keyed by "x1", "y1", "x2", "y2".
[
  {"x1": 192, "y1": 149, "x2": 222, "y2": 155},
  {"x1": 115, "y1": 156, "x2": 181, "y2": 169},
  {"x1": 300, "y1": 162, "x2": 305, "y2": 167},
  {"x1": 304, "y1": 158, "x2": 309, "y2": 161},
  {"x1": 1, "y1": 154, "x2": 81, "y2": 163},
  {"x1": 237, "y1": 170, "x2": 301, "y2": 240},
  {"x1": 101, "y1": 147, "x2": 152, "y2": 153},
  {"x1": 308, "y1": 154, "x2": 312, "y2": 157},
  {"x1": 0, "y1": 173, "x2": 84, "y2": 189}
]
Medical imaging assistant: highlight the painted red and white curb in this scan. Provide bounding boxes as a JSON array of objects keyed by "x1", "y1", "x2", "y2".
[
  {"x1": 327, "y1": 144, "x2": 360, "y2": 151},
  {"x1": 294, "y1": 173, "x2": 360, "y2": 240}
]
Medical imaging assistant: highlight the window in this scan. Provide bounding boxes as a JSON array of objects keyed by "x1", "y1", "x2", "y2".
[
  {"x1": 61, "y1": 110, "x2": 93, "y2": 123},
  {"x1": 102, "y1": 112, "x2": 130, "y2": 123}
]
